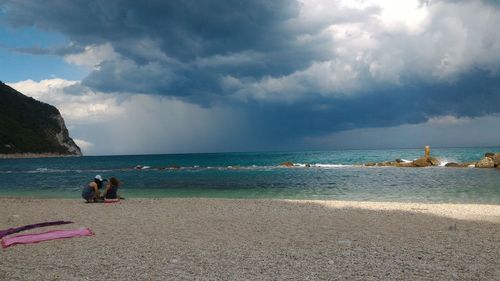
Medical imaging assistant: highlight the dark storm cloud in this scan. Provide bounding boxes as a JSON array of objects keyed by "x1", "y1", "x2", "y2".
[
  {"x1": 2, "y1": 0, "x2": 500, "y2": 148},
  {"x1": 10, "y1": 44, "x2": 84, "y2": 56},
  {"x1": 239, "y1": 70, "x2": 499, "y2": 141},
  {"x1": 1, "y1": 1, "x2": 300, "y2": 59},
  {"x1": 0, "y1": 0, "x2": 338, "y2": 94}
]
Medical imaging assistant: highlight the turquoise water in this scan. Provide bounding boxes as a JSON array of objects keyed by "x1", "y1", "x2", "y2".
[{"x1": 0, "y1": 147, "x2": 499, "y2": 203}]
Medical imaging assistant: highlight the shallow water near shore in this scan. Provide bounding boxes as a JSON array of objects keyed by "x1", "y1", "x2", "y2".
[{"x1": 0, "y1": 147, "x2": 499, "y2": 203}]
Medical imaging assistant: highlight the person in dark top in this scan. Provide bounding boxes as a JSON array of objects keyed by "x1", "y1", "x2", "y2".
[
  {"x1": 103, "y1": 177, "x2": 120, "y2": 201},
  {"x1": 81, "y1": 175, "x2": 105, "y2": 203}
]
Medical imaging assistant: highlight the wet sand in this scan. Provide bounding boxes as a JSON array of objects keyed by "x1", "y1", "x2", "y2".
[{"x1": 1, "y1": 198, "x2": 499, "y2": 280}]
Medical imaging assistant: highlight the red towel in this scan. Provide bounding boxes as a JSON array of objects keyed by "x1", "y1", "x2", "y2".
[{"x1": 1, "y1": 227, "x2": 94, "y2": 248}]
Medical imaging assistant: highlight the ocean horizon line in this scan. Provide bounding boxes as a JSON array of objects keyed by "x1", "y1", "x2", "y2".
[{"x1": 75, "y1": 145, "x2": 500, "y2": 158}]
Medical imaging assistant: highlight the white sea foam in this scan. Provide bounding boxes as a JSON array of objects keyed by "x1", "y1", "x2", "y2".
[
  {"x1": 437, "y1": 158, "x2": 458, "y2": 167},
  {"x1": 26, "y1": 168, "x2": 81, "y2": 173},
  {"x1": 27, "y1": 168, "x2": 56, "y2": 173},
  {"x1": 313, "y1": 164, "x2": 353, "y2": 168},
  {"x1": 279, "y1": 163, "x2": 352, "y2": 168}
]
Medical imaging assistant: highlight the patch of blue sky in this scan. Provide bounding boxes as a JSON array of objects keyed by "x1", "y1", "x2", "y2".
[
  {"x1": 0, "y1": 26, "x2": 86, "y2": 82},
  {"x1": 0, "y1": 25, "x2": 66, "y2": 48},
  {"x1": 0, "y1": 49, "x2": 86, "y2": 82}
]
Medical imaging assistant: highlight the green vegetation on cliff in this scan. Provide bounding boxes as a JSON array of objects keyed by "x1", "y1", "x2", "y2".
[{"x1": 0, "y1": 81, "x2": 81, "y2": 155}]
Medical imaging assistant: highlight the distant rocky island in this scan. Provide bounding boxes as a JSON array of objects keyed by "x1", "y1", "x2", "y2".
[{"x1": 0, "y1": 81, "x2": 81, "y2": 158}]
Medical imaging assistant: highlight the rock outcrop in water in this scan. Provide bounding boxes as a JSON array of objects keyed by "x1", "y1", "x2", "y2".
[
  {"x1": 475, "y1": 157, "x2": 495, "y2": 168},
  {"x1": 494, "y1": 154, "x2": 500, "y2": 167},
  {"x1": 411, "y1": 156, "x2": 440, "y2": 167},
  {"x1": 363, "y1": 146, "x2": 499, "y2": 169},
  {"x1": 363, "y1": 146, "x2": 441, "y2": 167},
  {"x1": 444, "y1": 162, "x2": 471, "y2": 168},
  {"x1": 475, "y1": 153, "x2": 500, "y2": 168},
  {"x1": 280, "y1": 161, "x2": 294, "y2": 167},
  {"x1": 0, "y1": 81, "x2": 81, "y2": 158},
  {"x1": 410, "y1": 145, "x2": 441, "y2": 167}
]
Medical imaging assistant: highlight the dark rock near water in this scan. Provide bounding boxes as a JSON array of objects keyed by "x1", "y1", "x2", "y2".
[
  {"x1": 396, "y1": 162, "x2": 414, "y2": 167},
  {"x1": 445, "y1": 162, "x2": 464, "y2": 168},
  {"x1": 364, "y1": 162, "x2": 376, "y2": 167},
  {"x1": 480, "y1": 153, "x2": 500, "y2": 167},
  {"x1": 0, "y1": 81, "x2": 81, "y2": 157},
  {"x1": 428, "y1": 157, "x2": 441, "y2": 166},
  {"x1": 412, "y1": 157, "x2": 431, "y2": 167},
  {"x1": 475, "y1": 157, "x2": 495, "y2": 168},
  {"x1": 494, "y1": 153, "x2": 500, "y2": 167},
  {"x1": 280, "y1": 161, "x2": 294, "y2": 167},
  {"x1": 411, "y1": 156, "x2": 441, "y2": 167},
  {"x1": 373, "y1": 161, "x2": 412, "y2": 167}
]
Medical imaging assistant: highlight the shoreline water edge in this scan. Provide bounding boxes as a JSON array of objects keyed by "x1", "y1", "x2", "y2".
[{"x1": 1, "y1": 147, "x2": 500, "y2": 203}]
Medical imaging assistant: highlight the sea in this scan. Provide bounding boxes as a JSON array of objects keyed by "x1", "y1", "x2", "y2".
[{"x1": 0, "y1": 147, "x2": 499, "y2": 204}]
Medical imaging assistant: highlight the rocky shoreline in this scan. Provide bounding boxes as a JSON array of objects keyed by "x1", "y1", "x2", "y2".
[
  {"x1": 277, "y1": 146, "x2": 500, "y2": 169},
  {"x1": 362, "y1": 146, "x2": 499, "y2": 169},
  {"x1": 0, "y1": 153, "x2": 81, "y2": 159}
]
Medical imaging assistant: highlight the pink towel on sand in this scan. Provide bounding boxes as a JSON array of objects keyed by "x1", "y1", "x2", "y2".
[
  {"x1": 1, "y1": 227, "x2": 94, "y2": 248},
  {"x1": 104, "y1": 198, "x2": 120, "y2": 204}
]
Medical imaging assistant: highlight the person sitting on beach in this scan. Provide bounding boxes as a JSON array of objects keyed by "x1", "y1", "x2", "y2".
[
  {"x1": 81, "y1": 175, "x2": 105, "y2": 203},
  {"x1": 103, "y1": 177, "x2": 121, "y2": 203}
]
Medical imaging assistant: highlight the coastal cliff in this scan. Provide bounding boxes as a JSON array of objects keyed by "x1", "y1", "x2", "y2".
[{"x1": 0, "y1": 81, "x2": 81, "y2": 157}]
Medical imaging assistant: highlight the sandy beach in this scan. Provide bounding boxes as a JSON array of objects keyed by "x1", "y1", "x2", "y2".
[{"x1": 1, "y1": 198, "x2": 499, "y2": 281}]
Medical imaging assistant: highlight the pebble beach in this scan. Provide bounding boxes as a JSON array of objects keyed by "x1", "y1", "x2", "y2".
[{"x1": 1, "y1": 198, "x2": 499, "y2": 280}]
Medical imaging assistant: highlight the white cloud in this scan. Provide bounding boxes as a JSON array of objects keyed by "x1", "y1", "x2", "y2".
[
  {"x1": 122, "y1": 38, "x2": 171, "y2": 62},
  {"x1": 375, "y1": 0, "x2": 429, "y2": 33},
  {"x1": 194, "y1": 51, "x2": 264, "y2": 68},
  {"x1": 7, "y1": 79, "x2": 123, "y2": 123},
  {"x1": 226, "y1": 60, "x2": 363, "y2": 102},
  {"x1": 230, "y1": 0, "x2": 500, "y2": 102},
  {"x1": 64, "y1": 43, "x2": 119, "y2": 68},
  {"x1": 7, "y1": 78, "x2": 77, "y2": 99},
  {"x1": 73, "y1": 138, "x2": 93, "y2": 150},
  {"x1": 426, "y1": 115, "x2": 471, "y2": 125}
]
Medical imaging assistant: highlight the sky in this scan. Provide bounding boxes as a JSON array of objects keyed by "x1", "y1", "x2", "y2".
[{"x1": 1, "y1": 0, "x2": 500, "y2": 155}]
